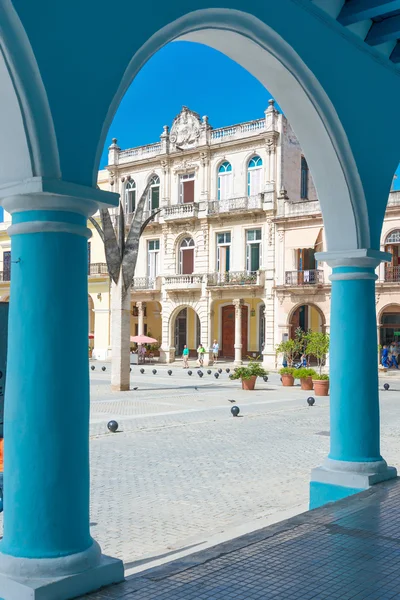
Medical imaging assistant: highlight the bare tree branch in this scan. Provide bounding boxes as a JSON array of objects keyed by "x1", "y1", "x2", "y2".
[
  {"x1": 100, "y1": 208, "x2": 121, "y2": 285},
  {"x1": 88, "y1": 215, "x2": 105, "y2": 243}
]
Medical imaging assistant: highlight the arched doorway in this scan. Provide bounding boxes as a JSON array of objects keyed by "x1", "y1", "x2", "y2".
[
  {"x1": 221, "y1": 304, "x2": 248, "y2": 358},
  {"x1": 173, "y1": 307, "x2": 200, "y2": 356},
  {"x1": 384, "y1": 230, "x2": 400, "y2": 282},
  {"x1": 379, "y1": 305, "x2": 400, "y2": 347},
  {"x1": 289, "y1": 304, "x2": 324, "y2": 338}
]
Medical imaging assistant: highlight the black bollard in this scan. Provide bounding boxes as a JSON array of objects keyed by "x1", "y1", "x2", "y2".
[
  {"x1": 168, "y1": 370, "x2": 172, "y2": 376},
  {"x1": 263, "y1": 376, "x2": 268, "y2": 382},
  {"x1": 207, "y1": 370, "x2": 212, "y2": 375},
  {"x1": 226, "y1": 368, "x2": 230, "y2": 373},
  {"x1": 140, "y1": 368, "x2": 145, "y2": 374},
  {"x1": 214, "y1": 372, "x2": 219, "y2": 379},
  {"x1": 307, "y1": 397, "x2": 315, "y2": 406},
  {"x1": 152, "y1": 369, "x2": 157, "y2": 375},
  {"x1": 107, "y1": 420, "x2": 118, "y2": 433},
  {"x1": 218, "y1": 368, "x2": 223, "y2": 374},
  {"x1": 188, "y1": 370, "x2": 192, "y2": 376},
  {"x1": 384, "y1": 383, "x2": 390, "y2": 391},
  {"x1": 91, "y1": 365, "x2": 95, "y2": 371},
  {"x1": 102, "y1": 366, "x2": 106, "y2": 372},
  {"x1": 231, "y1": 406, "x2": 240, "y2": 417}
]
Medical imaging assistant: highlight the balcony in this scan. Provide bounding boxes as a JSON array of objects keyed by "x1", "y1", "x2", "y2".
[
  {"x1": 207, "y1": 271, "x2": 264, "y2": 288},
  {"x1": 387, "y1": 191, "x2": 400, "y2": 208},
  {"x1": 276, "y1": 200, "x2": 321, "y2": 218},
  {"x1": 89, "y1": 263, "x2": 108, "y2": 277},
  {"x1": 163, "y1": 203, "x2": 199, "y2": 221},
  {"x1": 285, "y1": 270, "x2": 324, "y2": 286},
  {"x1": 118, "y1": 142, "x2": 162, "y2": 164},
  {"x1": 164, "y1": 274, "x2": 204, "y2": 291},
  {"x1": 207, "y1": 195, "x2": 263, "y2": 216},
  {"x1": 210, "y1": 118, "x2": 266, "y2": 143},
  {"x1": 132, "y1": 276, "x2": 161, "y2": 291},
  {"x1": 384, "y1": 266, "x2": 400, "y2": 282}
]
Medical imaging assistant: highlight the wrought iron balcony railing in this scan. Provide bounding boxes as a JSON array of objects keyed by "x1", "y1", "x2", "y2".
[
  {"x1": 207, "y1": 271, "x2": 262, "y2": 287},
  {"x1": 89, "y1": 263, "x2": 108, "y2": 276},
  {"x1": 285, "y1": 270, "x2": 324, "y2": 285},
  {"x1": 207, "y1": 195, "x2": 263, "y2": 215},
  {"x1": 385, "y1": 266, "x2": 400, "y2": 282},
  {"x1": 0, "y1": 271, "x2": 10, "y2": 282}
]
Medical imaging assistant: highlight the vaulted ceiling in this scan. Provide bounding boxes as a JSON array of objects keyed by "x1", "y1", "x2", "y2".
[{"x1": 313, "y1": 0, "x2": 400, "y2": 64}]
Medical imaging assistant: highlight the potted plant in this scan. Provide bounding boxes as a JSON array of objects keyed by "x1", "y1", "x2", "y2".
[
  {"x1": 280, "y1": 367, "x2": 295, "y2": 386},
  {"x1": 306, "y1": 332, "x2": 330, "y2": 396},
  {"x1": 293, "y1": 367, "x2": 317, "y2": 390},
  {"x1": 275, "y1": 339, "x2": 299, "y2": 369},
  {"x1": 231, "y1": 360, "x2": 268, "y2": 390},
  {"x1": 312, "y1": 373, "x2": 330, "y2": 396}
]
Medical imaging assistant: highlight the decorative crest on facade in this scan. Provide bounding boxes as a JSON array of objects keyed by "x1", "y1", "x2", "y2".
[{"x1": 170, "y1": 106, "x2": 201, "y2": 150}]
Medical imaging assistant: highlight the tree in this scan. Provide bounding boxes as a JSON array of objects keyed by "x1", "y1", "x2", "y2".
[
  {"x1": 275, "y1": 339, "x2": 299, "y2": 367},
  {"x1": 306, "y1": 331, "x2": 330, "y2": 376},
  {"x1": 89, "y1": 182, "x2": 160, "y2": 391}
]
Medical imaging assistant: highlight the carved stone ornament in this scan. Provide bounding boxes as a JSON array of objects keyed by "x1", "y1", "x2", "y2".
[{"x1": 170, "y1": 106, "x2": 201, "y2": 150}]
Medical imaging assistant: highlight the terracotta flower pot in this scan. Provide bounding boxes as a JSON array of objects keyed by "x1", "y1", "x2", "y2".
[
  {"x1": 281, "y1": 374, "x2": 294, "y2": 387},
  {"x1": 300, "y1": 376, "x2": 313, "y2": 391},
  {"x1": 312, "y1": 379, "x2": 330, "y2": 396},
  {"x1": 242, "y1": 375, "x2": 257, "y2": 391}
]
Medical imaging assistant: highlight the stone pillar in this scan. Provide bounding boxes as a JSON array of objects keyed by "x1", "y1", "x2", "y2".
[
  {"x1": 110, "y1": 276, "x2": 130, "y2": 391},
  {"x1": 234, "y1": 299, "x2": 243, "y2": 366},
  {"x1": 137, "y1": 301, "x2": 145, "y2": 336},
  {"x1": 310, "y1": 250, "x2": 397, "y2": 510},
  {"x1": 0, "y1": 192, "x2": 123, "y2": 599}
]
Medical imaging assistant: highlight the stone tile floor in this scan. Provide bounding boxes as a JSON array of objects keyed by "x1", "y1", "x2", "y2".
[{"x1": 78, "y1": 478, "x2": 400, "y2": 599}]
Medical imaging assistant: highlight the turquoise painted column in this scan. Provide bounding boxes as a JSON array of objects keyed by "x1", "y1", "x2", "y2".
[
  {"x1": 310, "y1": 251, "x2": 397, "y2": 510},
  {"x1": 0, "y1": 190, "x2": 123, "y2": 600}
]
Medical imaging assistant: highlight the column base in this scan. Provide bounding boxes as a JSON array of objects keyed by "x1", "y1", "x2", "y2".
[
  {"x1": 111, "y1": 383, "x2": 130, "y2": 392},
  {"x1": 310, "y1": 458, "x2": 397, "y2": 509},
  {"x1": 0, "y1": 542, "x2": 124, "y2": 600},
  {"x1": 262, "y1": 352, "x2": 276, "y2": 370}
]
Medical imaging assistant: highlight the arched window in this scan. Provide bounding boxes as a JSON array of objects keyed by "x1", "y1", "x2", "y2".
[
  {"x1": 217, "y1": 161, "x2": 233, "y2": 201},
  {"x1": 124, "y1": 179, "x2": 136, "y2": 213},
  {"x1": 386, "y1": 230, "x2": 400, "y2": 244},
  {"x1": 179, "y1": 237, "x2": 195, "y2": 275},
  {"x1": 247, "y1": 155, "x2": 263, "y2": 196},
  {"x1": 148, "y1": 175, "x2": 160, "y2": 212},
  {"x1": 300, "y1": 156, "x2": 309, "y2": 199}
]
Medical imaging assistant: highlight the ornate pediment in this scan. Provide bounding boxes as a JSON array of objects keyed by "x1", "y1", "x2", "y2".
[{"x1": 170, "y1": 106, "x2": 201, "y2": 150}]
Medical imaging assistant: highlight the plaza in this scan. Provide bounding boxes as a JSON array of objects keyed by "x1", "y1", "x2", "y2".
[{"x1": 8, "y1": 364, "x2": 399, "y2": 572}]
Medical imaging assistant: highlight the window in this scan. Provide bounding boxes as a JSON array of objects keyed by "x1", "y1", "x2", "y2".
[
  {"x1": 3, "y1": 251, "x2": 10, "y2": 282},
  {"x1": 217, "y1": 161, "x2": 233, "y2": 201},
  {"x1": 300, "y1": 156, "x2": 309, "y2": 199},
  {"x1": 179, "y1": 173, "x2": 195, "y2": 204},
  {"x1": 386, "y1": 230, "x2": 400, "y2": 244},
  {"x1": 247, "y1": 156, "x2": 263, "y2": 196},
  {"x1": 179, "y1": 237, "x2": 195, "y2": 275},
  {"x1": 148, "y1": 175, "x2": 160, "y2": 211},
  {"x1": 246, "y1": 229, "x2": 262, "y2": 272},
  {"x1": 216, "y1": 232, "x2": 231, "y2": 273},
  {"x1": 147, "y1": 239, "x2": 160, "y2": 278},
  {"x1": 124, "y1": 179, "x2": 136, "y2": 213}
]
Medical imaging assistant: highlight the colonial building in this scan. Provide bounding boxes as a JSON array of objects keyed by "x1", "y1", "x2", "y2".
[{"x1": 0, "y1": 104, "x2": 399, "y2": 366}]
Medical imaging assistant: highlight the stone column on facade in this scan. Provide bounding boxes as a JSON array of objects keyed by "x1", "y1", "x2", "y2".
[
  {"x1": 137, "y1": 301, "x2": 145, "y2": 336},
  {"x1": 310, "y1": 250, "x2": 397, "y2": 511},
  {"x1": 233, "y1": 299, "x2": 243, "y2": 366},
  {"x1": 262, "y1": 299, "x2": 276, "y2": 369},
  {"x1": 0, "y1": 191, "x2": 123, "y2": 599},
  {"x1": 93, "y1": 308, "x2": 110, "y2": 361},
  {"x1": 159, "y1": 301, "x2": 174, "y2": 363}
]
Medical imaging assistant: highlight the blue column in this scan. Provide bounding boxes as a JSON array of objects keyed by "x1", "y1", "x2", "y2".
[
  {"x1": 310, "y1": 253, "x2": 396, "y2": 509},
  {"x1": 0, "y1": 195, "x2": 123, "y2": 599}
]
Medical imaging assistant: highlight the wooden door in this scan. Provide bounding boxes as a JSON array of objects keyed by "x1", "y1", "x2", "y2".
[
  {"x1": 181, "y1": 249, "x2": 194, "y2": 274},
  {"x1": 222, "y1": 305, "x2": 248, "y2": 358},
  {"x1": 222, "y1": 306, "x2": 235, "y2": 357}
]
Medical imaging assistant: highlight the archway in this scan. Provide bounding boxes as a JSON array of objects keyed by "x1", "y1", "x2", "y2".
[
  {"x1": 379, "y1": 304, "x2": 400, "y2": 347},
  {"x1": 98, "y1": 10, "x2": 372, "y2": 253},
  {"x1": 171, "y1": 306, "x2": 201, "y2": 357},
  {"x1": 289, "y1": 303, "x2": 325, "y2": 338}
]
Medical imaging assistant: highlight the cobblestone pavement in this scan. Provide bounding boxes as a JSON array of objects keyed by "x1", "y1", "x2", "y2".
[
  {"x1": 85, "y1": 365, "x2": 400, "y2": 568},
  {"x1": 4, "y1": 364, "x2": 400, "y2": 579}
]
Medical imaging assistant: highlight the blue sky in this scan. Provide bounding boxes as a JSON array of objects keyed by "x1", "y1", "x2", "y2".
[
  {"x1": 102, "y1": 40, "x2": 400, "y2": 189},
  {"x1": 101, "y1": 41, "x2": 274, "y2": 167}
]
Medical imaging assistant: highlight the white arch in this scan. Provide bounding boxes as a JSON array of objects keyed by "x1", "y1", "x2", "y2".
[
  {"x1": 0, "y1": 2, "x2": 60, "y2": 186},
  {"x1": 97, "y1": 8, "x2": 368, "y2": 252}
]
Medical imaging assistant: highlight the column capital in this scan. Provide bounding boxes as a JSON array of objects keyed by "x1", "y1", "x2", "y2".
[
  {"x1": 233, "y1": 298, "x2": 243, "y2": 310},
  {"x1": 0, "y1": 176, "x2": 118, "y2": 217},
  {"x1": 316, "y1": 248, "x2": 390, "y2": 269}
]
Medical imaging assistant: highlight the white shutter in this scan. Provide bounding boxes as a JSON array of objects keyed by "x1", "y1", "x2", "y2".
[{"x1": 250, "y1": 168, "x2": 261, "y2": 195}]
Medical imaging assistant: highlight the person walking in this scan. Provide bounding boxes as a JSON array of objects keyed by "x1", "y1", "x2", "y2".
[
  {"x1": 391, "y1": 342, "x2": 399, "y2": 369},
  {"x1": 212, "y1": 339, "x2": 219, "y2": 363},
  {"x1": 197, "y1": 343, "x2": 205, "y2": 367},
  {"x1": 182, "y1": 344, "x2": 189, "y2": 369},
  {"x1": 382, "y1": 344, "x2": 390, "y2": 369}
]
